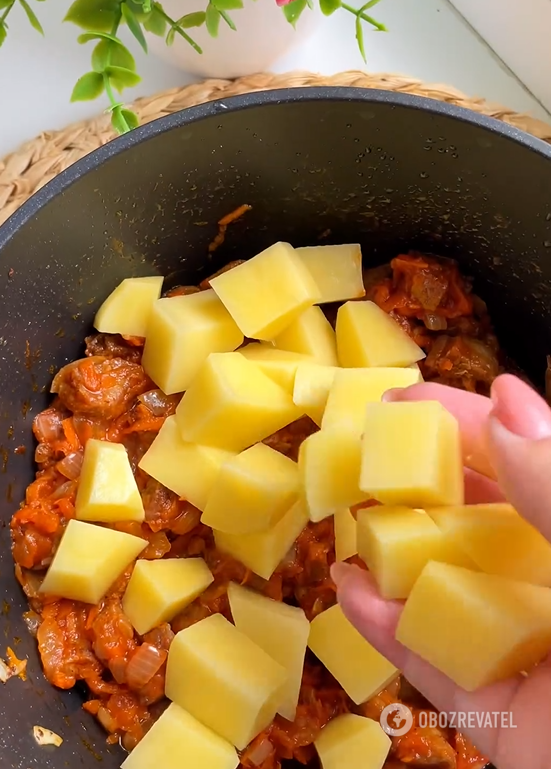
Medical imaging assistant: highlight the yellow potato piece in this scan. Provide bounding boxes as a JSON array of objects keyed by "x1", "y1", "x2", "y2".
[
  {"x1": 308, "y1": 604, "x2": 398, "y2": 704},
  {"x1": 357, "y1": 506, "x2": 474, "y2": 599},
  {"x1": 214, "y1": 499, "x2": 309, "y2": 580},
  {"x1": 40, "y1": 520, "x2": 147, "y2": 604},
  {"x1": 122, "y1": 702, "x2": 238, "y2": 769},
  {"x1": 293, "y1": 363, "x2": 339, "y2": 426},
  {"x1": 75, "y1": 439, "x2": 144, "y2": 523},
  {"x1": 176, "y1": 352, "x2": 302, "y2": 452},
  {"x1": 299, "y1": 429, "x2": 369, "y2": 522},
  {"x1": 94, "y1": 276, "x2": 163, "y2": 337},
  {"x1": 239, "y1": 343, "x2": 312, "y2": 393},
  {"x1": 360, "y1": 401, "x2": 464, "y2": 507},
  {"x1": 315, "y1": 713, "x2": 391, "y2": 769},
  {"x1": 210, "y1": 242, "x2": 320, "y2": 340},
  {"x1": 273, "y1": 306, "x2": 338, "y2": 366},
  {"x1": 334, "y1": 509, "x2": 358, "y2": 562},
  {"x1": 142, "y1": 289, "x2": 243, "y2": 394},
  {"x1": 295, "y1": 244, "x2": 365, "y2": 304},
  {"x1": 123, "y1": 557, "x2": 214, "y2": 636},
  {"x1": 228, "y1": 583, "x2": 309, "y2": 721},
  {"x1": 202, "y1": 443, "x2": 300, "y2": 534},
  {"x1": 138, "y1": 416, "x2": 234, "y2": 512},
  {"x1": 322, "y1": 367, "x2": 422, "y2": 434},
  {"x1": 336, "y1": 300, "x2": 425, "y2": 368},
  {"x1": 428, "y1": 503, "x2": 551, "y2": 586},
  {"x1": 397, "y1": 561, "x2": 551, "y2": 691},
  {"x1": 166, "y1": 613, "x2": 287, "y2": 749}
]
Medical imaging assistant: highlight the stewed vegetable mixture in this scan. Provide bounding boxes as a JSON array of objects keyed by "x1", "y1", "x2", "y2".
[{"x1": 11, "y1": 251, "x2": 497, "y2": 769}]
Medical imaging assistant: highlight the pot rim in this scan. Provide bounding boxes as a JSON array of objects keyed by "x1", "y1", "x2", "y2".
[{"x1": 2, "y1": 85, "x2": 551, "y2": 252}]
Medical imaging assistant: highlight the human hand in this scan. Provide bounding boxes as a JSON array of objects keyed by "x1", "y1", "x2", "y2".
[{"x1": 331, "y1": 374, "x2": 551, "y2": 769}]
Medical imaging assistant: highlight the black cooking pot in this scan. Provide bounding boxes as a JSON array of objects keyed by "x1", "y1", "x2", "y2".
[{"x1": 1, "y1": 87, "x2": 551, "y2": 769}]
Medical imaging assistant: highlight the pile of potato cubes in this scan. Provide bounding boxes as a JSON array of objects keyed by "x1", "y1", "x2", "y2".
[{"x1": 39, "y1": 241, "x2": 551, "y2": 769}]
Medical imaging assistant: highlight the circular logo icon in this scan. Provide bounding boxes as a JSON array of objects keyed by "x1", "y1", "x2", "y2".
[{"x1": 380, "y1": 703, "x2": 414, "y2": 737}]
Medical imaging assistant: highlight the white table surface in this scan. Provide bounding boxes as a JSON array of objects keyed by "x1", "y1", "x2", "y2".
[{"x1": 1, "y1": 0, "x2": 549, "y2": 158}]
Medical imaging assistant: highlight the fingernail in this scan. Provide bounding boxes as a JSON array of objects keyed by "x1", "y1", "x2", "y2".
[
  {"x1": 490, "y1": 374, "x2": 551, "y2": 440},
  {"x1": 330, "y1": 561, "x2": 354, "y2": 587},
  {"x1": 382, "y1": 388, "x2": 402, "y2": 403}
]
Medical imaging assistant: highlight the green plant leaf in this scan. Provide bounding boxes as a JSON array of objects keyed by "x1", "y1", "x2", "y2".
[
  {"x1": 0, "y1": 0, "x2": 14, "y2": 9},
  {"x1": 65, "y1": 0, "x2": 120, "y2": 32},
  {"x1": 319, "y1": 0, "x2": 340, "y2": 15},
  {"x1": 71, "y1": 71, "x2": 105, "y2": 101},
  {"x1": 105, "y1": 64, "x2": 141, "y2": 90},
  {"x1": 283, "y1": 0, "x2": 307, "y2": 27},
  {"x1": 143, "y1": 6, "x2": 166, "y2": 35},
  {"x1": 177, "y1": 11, "x2": 205, "y2": 28},
  {"x1": 205, "y1": 3, "x2": 220, "y2": 36},
  {"x1": 166, "y1": 25, "x2": 175, "y2": 45},
  {"x1": 355, "y1": 13, "x2": 366, "y2": 62},
  {"x1": 92, "y1": 39, "x2": 136, "y2": 71},
  {"x1": 121, "y1": 2, "x2": 148, "y2": 51},
  {"x1": 219, "y1": 9, "x2": 236, "y2": 29},
  {"x1": 78, "y1": 30, "x2": 121, "y2": 43},
  {"x1": 0, "y1": 23, "x2": 6, "y2": 47},
  {"x1": 120, "y1": 108, "x2": 139, "y2": 128},
  {"x1": 18, "y1": 0, "x2": 43, "y2": 33},
  {"x1": 212, "y1": 0, "x2": 243, "y2": 10},
  {"x1": 124, "y1": 0, "x2": 149, "y2": 21}
]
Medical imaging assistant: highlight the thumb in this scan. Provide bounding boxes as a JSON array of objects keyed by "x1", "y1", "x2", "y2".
[{"x1": 487, "y1": 374, "x2": 551, "y2": 542}]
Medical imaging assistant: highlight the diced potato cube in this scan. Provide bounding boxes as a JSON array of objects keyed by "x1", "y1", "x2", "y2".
[
  {"x1": 295, "y1": 244, "x2": 365, "y2": 304},
  {"x1": 299, "y1": 429, "x2": 369, "y2": 522},
  {"x1": 397, "y1": 561, "x2": 551, "y2": 691},
  {"x1": 202, "y1": 443, "x2": 300, "y2": 534},
  {"x1": 142, "y1": 289, "x2": 243, "y2": 394},
  {"x1": 122, "y1": 702, "x2": 238, "y2": 769},
  {"x1": 293, "y1": 364, "x2": 339, "y2": 426},
  {"x1": 94, "y1": 276, "x2": 163, "y2": 337},
  {"x1": 75, "y1": 439, "x2": 144, "y2": 523},
  {"x1": 239, "y1": 343, "x2": 312, "y2": 393},
  {"x1": 336, "y1": 301, "x2": 425, "y2": 368},
  {"x1": 322, "y1": 367, "x2": 422, "y2": 434},
  {"x1": 40, "y1": 520, "x2": 147, "y2": 604},
  {"x1": 315, "y1": 714, "x2": 391, "y2": 769},
  {"x1": 360, "y1": 401, "x2": 464, "y2": 507},
  {"x1": 210, "y1": 242, "x2": 320, "y2": 340},
  {"x1": 138, "y1": 416, "x2": 234, "y2": 511},
  {"x1": 176, "y1": 353, "x2": 302, "y2": 452},
  {"x1": 357, "y1": 507, "x2": 474, "y2": 599},
  {"x1": 335, "y1": 509, "x2": 358, "y2": 562},
  {"x1": 166, "y1": 613, "x2": 287, "y2": 749},
  {"x1": 123, "y1": 557, "x2": 214, "y2": 636},
  {"x1": 273, "y1": 306, "x2": 338, "y2": 366},
  {"x1": 228, "y1": 583, "x2": 309, "y2": 721},
  {"x1": 428, "y1": 503, "x2": 551, "y2": 586},
  {"x1": 214, "y1": 500, "x2": 309, "y2": 580},
  {"x1": 308, "y1": 604, "x2": 398, "y2": 704}
]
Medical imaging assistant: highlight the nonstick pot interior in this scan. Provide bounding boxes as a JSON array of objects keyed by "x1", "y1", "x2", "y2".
[{"x1": 1, "y1": 87, "x2": 551, "y2": 769}]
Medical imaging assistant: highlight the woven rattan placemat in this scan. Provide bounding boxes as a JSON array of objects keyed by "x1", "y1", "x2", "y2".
[{"x1": 1, "y1": 70, "x2": 551, "y2": 226}]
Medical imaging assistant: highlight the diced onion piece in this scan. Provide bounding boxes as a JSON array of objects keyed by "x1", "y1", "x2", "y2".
[
  {"x1": 126, "y1": 644, "x2": 167, "y2": 690},
  {"x1": 33, "y1": 726, "x2": 63, "y2": 747},
  {"x1": 57, "y1": 451, "x2": 83, "y2": 481},
  {"x1": 138, "y1": 389, "x2": 181, "y2": 416}
]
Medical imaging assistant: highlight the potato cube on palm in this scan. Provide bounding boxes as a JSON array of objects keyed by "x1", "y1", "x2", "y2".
[
  {"x1": 357, "y1": 507, "x2": 474, "y2": 599},
  {"x1": 210, "y1": 242, "x2": 320, "y2": 340},
  {"x1": 228, "y1": 583, "x2": 309, "y2": 721},
  {"x1": 75, "y1": 439, "x2": 144, "y2": 523},
  {"x1": 202, "y1": 443, "x2": 300, "y2": 534},
  {"x1": 239, "y1": 343, "x2": 312, "y2": 393},
  {"x1": 123, "y1": 557, "x2": 214, "y2": 636},
  {"x1": 295, "y1": 244, "x2": 365, "y2": 304},
  {"x1": 322, "y1": 367, "x2": 422, "y2": 434},
  {"x1": 397, "y1": 561, "x2": 551, "y2": 691},
  {"x1": 428, "y1": 503, "x2": 551, "y2": 586},
  {"x1": 299, "y1": 429, "x2": 369, "y2": 522},
  {"x1": 138, "y1": 416, "x2": 234, "y2": 511},
  {"x1": 273, "y1": 306, "x2": 338, "y2": 366},
  {"x1": 336, "y1": 300, "x2": 425, "y2": 368},
  {"x1": 142, "y1": 289, "x2": 243, "y2": 394},
  {"x1": 166, "y1": 613, "x2": 287, "y2": 749},
  {"x1": 122, "y1": 703, "x2": 238, "y2": 769},
  {"x1": 94, "y1": 276, "x2": 163, "y2": 337},
  {"x1": 293, "y1": 363, "x2": 339, "y2": 426},
  {"x1": 40, "y1": 520, "x2": 147, "y2": 604},
  {"x1": 315, "y1": 714, "x2": 391, "y2": 769},
  {"x1": 214, "y1": 499, "x2": 308, "y2": 580},
  {"x1": 308, "y1": 604, "x2": 398, "y2": 704},
  {"x1": 176, "y1": 353, "x2": 302, "y2": 452},
  {"x1": 335, "y1": 509, "x2": 358, "y2": 562},
  {"x1": 360, "y1": 401, "x2": 464, "y2": 507}
]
